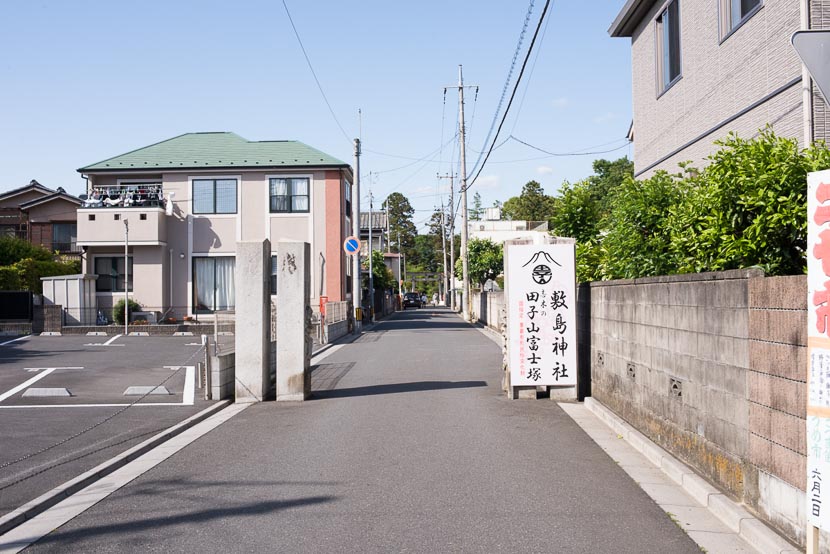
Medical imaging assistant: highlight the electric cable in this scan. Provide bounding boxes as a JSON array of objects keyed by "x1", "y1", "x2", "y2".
[{"x1": 281, "y1": 0, "x2": 351, "y2": 144}]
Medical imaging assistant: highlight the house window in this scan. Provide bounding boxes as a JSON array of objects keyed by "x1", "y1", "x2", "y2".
[
  {"x1": 193, "y1": 257, "x2": 235, "y2": 312},
  {"x1": 656, "y1": 0, "x2": 681, "y2": 93},
  {"x1": 94, "y1": 256, "x2": 133, "y2": 292},
  {"x1": 52, "y1": 223, "x2": 77, "y2": 252},
  {"x1": 193, "y1": 179, "x2": 237, "y2": 214},
  {"x1": 269, "y1": 177, "x2": 310, "y2": 213},
  {"x1": 720, "y1": 0, "x2": 761, "y2": 38},
  {"x1": 270, "y1": 255, "x2": 278, "y2": 295}
]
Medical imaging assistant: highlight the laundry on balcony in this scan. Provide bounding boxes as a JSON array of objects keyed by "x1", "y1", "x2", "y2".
[{"x1": 81, "y1": 184, "x2": 166, "y2": 208}]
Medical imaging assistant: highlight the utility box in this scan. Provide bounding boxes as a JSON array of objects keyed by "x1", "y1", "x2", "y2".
[{"x1": 41, "y1": 274, "x2": 97, "y2": 325}]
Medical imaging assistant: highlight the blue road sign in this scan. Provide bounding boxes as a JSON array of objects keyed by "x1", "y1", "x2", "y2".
[{"x1": 344, "y1": 236, "x2": 361, "y2": 255}]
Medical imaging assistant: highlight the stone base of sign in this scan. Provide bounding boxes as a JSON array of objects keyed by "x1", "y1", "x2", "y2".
[
  {"x1": 513, "y1": 387, "x2": 538, "y2": 400},
  {"x1": 549, "y1": 386, "x2": 577, "y2": 402}
]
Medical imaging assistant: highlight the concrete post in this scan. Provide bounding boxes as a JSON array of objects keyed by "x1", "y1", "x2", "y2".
[
  {"x1": 276, "y1": 241, "x2": 311, "y2": 401},
  {"x1": 234, "y1": 239, "x2": 270, "y2": 402}
]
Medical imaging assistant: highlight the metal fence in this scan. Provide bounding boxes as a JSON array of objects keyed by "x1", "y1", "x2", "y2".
[
  {"x1": 0, "y1": 291, "x2": 33, "y2": 320},
  {"x1": 325, "y1": 300, "x2": 349, "y2": 324},
  {"x1": 60, "y1": 305, "x2": 237, "y2": 328}
]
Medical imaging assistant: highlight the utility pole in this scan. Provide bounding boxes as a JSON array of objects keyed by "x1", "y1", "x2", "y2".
[
  {"x1": 440, "y1": 206, "x2": 448, "y2": 306},
  {"x1": 457, "y1": 65, "x2": 471, "y2": 321},
  {"x1": 123, "y1": 219, "x2": 129, "y2": 336},
  {"x1": 368, "y1": 190, "x2": 374, "y2": 322},
  {"x1": 352, "y1": 138, "x2": 361, "y2": 332},
  {"x1": 437, "y1": 172, "x2": 456, "y2": 309}
]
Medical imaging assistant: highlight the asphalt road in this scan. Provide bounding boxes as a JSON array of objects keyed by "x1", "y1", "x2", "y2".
[
  {"x1": 23, "y1": 308, "x2": 701, "y2": 553},
  {"x1": 0, "y1": 335, "x2": 216, "y2": 518}
]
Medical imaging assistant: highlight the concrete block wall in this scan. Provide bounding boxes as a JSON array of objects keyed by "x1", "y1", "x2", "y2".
[
  {"x1": 591, "y1": 269, "x2": 760, "y2": 498},
  {"x1": 32, "y1": 305, "x2": 62, "y2": 334},
  {"x1": 471, "y1": 291, "x2": 505, "y2": 333},
  {"x1": 210, "y1": 351, "x2": 235, "y2": 401},
  {"x1": 588, "y1": 270, "x2": 810, "y2": 546},
  {"x1": 747, "y1": 275, "x2": 808, "y2": 541}
]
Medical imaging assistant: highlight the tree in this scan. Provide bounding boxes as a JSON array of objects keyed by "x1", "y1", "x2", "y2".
[
  {"x1": 455, "y1": 238, "x2": 503, "y2": 286},
  {"x1": 599, "y1": 171, "x2": 683, "y2": 280},
  {"x1": 586, "y1": 157, "x2": 634, "y2": 215},
  {"x1": 382, "y1": 192, "x2": 417, "y2": 259},
  {"x1": 501, "y1": 181, "x2": 556, "y2": 222},
  {"x1": 363, "y1": 249, "x2": 395, "y2": 291},
  {"x1": 470, "y1": 192, "x2": 483, "y2": 220},
  {"x1": 550, "y1": 180, "x2": 601, "y2": 243},
  {"x1": 0, "y1": 236, "x2": 52, "y2": 266}
]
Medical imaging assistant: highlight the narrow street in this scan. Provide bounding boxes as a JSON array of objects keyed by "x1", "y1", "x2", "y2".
[{"x1": 25, "y1": 307, "x2": 700, "y2": 553}]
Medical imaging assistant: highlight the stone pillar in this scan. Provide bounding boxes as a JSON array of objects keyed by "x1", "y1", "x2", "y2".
[
  {"x1": 234, "y1": 239, "x2": 270, "y2": 402},
  {"x1": 276, "y1": 241, "x2": 311, "y2": 401}
]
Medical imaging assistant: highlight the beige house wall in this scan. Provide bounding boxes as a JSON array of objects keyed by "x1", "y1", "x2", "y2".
[
  {"x1": 81, "y1": 167, "x2": 344, "y2": 316},
  {"x1": 629, "y1": 0, "x2": 812, "y2": 178}
]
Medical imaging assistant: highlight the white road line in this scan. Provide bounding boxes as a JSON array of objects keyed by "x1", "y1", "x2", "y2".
[
  {"x1": 0, "y1": 368, "x2": 58, "y2": 403},
  {"x1": 83, "y1": 344, "x2": 125, "y2": 347},
  {"x1": 183, "y1": 365, "x2": 195, "y2": 406},
  {"x1": 0, "y1": 366, "x2": 195, "y2": 409},
  {"x1": 0, "y1": 403, "x2": 248, "y2": 553},
  {"x1": 0, "y1": 335, "x2": 30, "y2": 347},
  {"x1": 103, "y1": 334, "x2": 122, "y2": 346}
]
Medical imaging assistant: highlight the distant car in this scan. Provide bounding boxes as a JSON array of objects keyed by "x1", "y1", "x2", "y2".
[{"x1": 403, "y1": 292, "x2": 421, "y2": 309}]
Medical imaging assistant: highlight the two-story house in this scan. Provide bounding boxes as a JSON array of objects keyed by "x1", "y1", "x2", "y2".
[
  {"x1": 76, "y1": 132, "x2": 353, "y2": 319},
  {"x1": 610, "y1": 0, "x2": 830, "y2": 178},
  {"x1": 0, "y1": 180, "x2": 81, "y2": 256}
]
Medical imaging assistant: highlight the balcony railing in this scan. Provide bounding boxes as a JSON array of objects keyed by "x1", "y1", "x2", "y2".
[{"x1": 81, "y1": 184, "x2": 166, "y2": 209}]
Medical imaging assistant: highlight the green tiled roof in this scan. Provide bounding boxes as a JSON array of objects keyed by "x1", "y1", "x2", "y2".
[{"x1": 78, "y1": 132, "x2": 349, "y2": 172}]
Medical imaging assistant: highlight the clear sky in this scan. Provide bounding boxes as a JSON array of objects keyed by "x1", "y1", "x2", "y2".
[{"x1": 0, "y1": 1, "x2": 631, "y2": 231}]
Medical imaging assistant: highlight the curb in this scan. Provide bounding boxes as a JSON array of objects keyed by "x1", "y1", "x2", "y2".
[
  {"x1": 0, "y1": 400, "x2": 230, "y2": 536},
  {"x1": 584, "y1": 397, "x2": 799, "y2": 554}
]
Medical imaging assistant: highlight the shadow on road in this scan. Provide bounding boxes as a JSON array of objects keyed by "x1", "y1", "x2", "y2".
[{"x1": 313, "y1": 380, "x2": 487, "y2": 399}]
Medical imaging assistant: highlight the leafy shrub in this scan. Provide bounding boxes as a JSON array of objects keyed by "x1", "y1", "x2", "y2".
[
  {"x1": 0, "y1": 237, "x2": 52, "y2": 266},
  {"x1": 0, "y1": 266, "x2": 21, "y2": 290},
  {"x1": 112, "y1": 298, "x2": 142, "y2": 325},
  {"x1": 13, "y1": 258, "x2": 82, "y2": 292}
]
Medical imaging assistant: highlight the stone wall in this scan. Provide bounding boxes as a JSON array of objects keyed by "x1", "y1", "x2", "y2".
[
  {"x1": 32, "y1": 305, "x2": 62, "y2": 334},
  {"x1": 470, "y1": 291, "x2": 505, "y2": 333},
  {"x1": 587, "y1": 270, "x2": 808, "y2": 545},
  {"x1": 210, "y1": 351, "x2": 235, "y2": 401}
]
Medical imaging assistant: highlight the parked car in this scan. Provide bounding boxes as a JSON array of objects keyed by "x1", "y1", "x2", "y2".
[{"x1": 403, "y1": 292, "x2": 422, "y2": 309}]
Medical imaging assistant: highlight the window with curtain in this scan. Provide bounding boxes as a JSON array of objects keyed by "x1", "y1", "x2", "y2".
[
  {"x1": 193, "y1": 179, "x2": 237, "y2": 214},
  {"x1": 270, "y1": 177, "x2": 310, "y2": 213},
  {"x1": 52, "y1": 223, "x2": 77, "y2": 252},
  {"x1": 193, "y1": 257, "x2": 235, "y2": 312},
  {"x1": 656, "y1": 0, "x2": 681, "y2": 94},
  {"x1": 94, "y1": 257, "x2": 133, "y2": 292}
]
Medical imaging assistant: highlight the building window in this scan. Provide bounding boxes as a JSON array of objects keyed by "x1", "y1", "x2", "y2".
[
  {"x1": 52, "y1": 223, "x2": 77, "y2": 253},
  {"x1": 270, "y1": 255, "x2": 278, "y2": 295},
  {"x1": 193, "y1": 179, "x2": 237, "y2": 214},
  {"x1": 269, "y1": 177, "x2": 309, "y2": 213},
  {"x1": 94, "y1": 256, "x2": 133, "y2": 292},
  {"x1": 720, "y1": 0, "x2": 761, "y2": 38},
  {"x1": 656, "y1": 0, "x2": 681, "y2": 94},
  {"x1": 193, "y1": 257, "x2": 235, "y2": 312}
]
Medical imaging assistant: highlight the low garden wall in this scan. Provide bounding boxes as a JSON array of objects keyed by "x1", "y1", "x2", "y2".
[{"x1": 584, "y1": 270, "x2": 808, "y2": 545}]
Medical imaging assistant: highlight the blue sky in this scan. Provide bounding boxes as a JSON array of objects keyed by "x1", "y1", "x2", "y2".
[{"x1": 0, "y1": 1, "x2": 631, "y2": 231}]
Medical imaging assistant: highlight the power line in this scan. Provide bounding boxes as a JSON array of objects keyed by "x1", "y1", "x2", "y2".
[
  {"x1": 467, "y1": 0, "x2": 553, "y2": 192},
  {"x1": 470, "y1": 0, "x2": 537, "y2": 175},
  {"x1": 508, "y1": 135, "x2": 630, "y2": 157},
  {"x1": 281, "y1": 0, "x2": 351, "y2": 144}
]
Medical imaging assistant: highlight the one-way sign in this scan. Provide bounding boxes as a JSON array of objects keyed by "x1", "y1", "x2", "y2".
[{"x1": 793, "y1": 30, "x2": 830, "y2": 106}]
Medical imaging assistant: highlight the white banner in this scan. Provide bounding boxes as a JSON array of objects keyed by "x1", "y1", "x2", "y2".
[
  {"x1": 506, "y1": 243, "x2": 576, "y2": 387},
  {"x1": 807, "y1": 169, "x2": 830, "y2": 531}
]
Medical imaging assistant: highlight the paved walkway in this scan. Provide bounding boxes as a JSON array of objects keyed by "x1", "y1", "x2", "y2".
[{"x1": 21, "y1": 308, "x2": 709, "y2": 552}]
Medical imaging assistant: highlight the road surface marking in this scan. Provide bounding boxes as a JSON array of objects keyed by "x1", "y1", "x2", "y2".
[
  {"x1": 0, "y1": 368, "x2": 58, "y2": 403},
  {"x1": 23, "y1": 367, "x2": 83, "y2": 373},
  {"x1": 0, "y1": 366, "x2": 194, "y2": 409}
]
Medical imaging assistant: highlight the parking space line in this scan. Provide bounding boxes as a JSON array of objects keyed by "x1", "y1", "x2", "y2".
[
  {"x1": 0, "y1": 368, "x2": 58, "y2": 403},
  {"x1": 0, "y1": 366, "x2": 196, "y2": 409},
  {"x1": 0, "y1": 335, "x2": 30, "y2": 347},
  {"x1": 103, "y1": 334, "x2": 122, "y2": 346}
]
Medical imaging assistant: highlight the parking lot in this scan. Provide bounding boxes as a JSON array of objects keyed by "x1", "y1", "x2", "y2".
[{"x1": 0, "y1": 333, "x2": 224, "y2": 519}]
